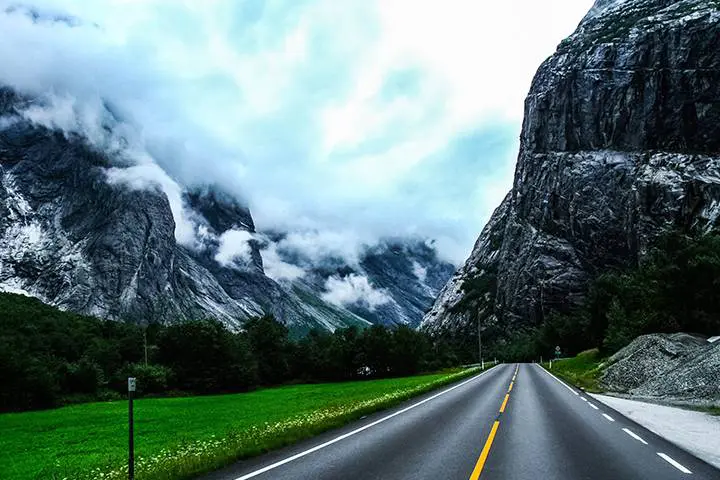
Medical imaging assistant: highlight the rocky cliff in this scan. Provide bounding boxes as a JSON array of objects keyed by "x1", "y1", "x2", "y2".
[
  {"x1": 422, "y1": 0, "x2": 720, "y2": 336},
  {"x1": 0, "y1": 87, "x2": 450, "y2": 332}
]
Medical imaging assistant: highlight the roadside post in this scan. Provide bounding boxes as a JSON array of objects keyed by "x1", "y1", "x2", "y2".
[
  {"x1": 128, "y1": 377, "x2": 136, "y2": 480},
  {"x1": 555, "y1": 345, "x2": 562, "y2": 359}
]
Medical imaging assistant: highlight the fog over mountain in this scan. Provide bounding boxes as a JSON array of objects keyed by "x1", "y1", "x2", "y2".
[{"x1": 0, "y1": 0, "x2": 592, "y2": 268}]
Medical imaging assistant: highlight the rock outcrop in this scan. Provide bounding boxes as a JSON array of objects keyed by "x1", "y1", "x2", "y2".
[{"x1": 422, "y1": 0, "x2": 720, "y2": 336}]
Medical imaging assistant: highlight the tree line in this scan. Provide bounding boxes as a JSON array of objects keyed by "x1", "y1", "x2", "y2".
[{"x1": 0, "y1": 293, "x2": 464, "y2": 412}]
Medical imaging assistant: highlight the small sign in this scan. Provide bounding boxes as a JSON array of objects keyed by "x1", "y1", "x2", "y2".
[
  {"x1": 555, "y1": 345, "x2": 561, "y2": 352},
  {"x1": 128, "y1": 377, "x2": 137, "y2": 392}
]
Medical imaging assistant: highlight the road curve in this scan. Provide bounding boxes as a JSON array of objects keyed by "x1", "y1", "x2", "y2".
[{"x1": 200, "y1": 364, "x2": 720, "y2": 480}]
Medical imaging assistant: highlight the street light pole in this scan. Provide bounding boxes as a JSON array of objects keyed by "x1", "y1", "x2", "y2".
[{"x1": 478, "y1": 316, "x2": 483, "y2": 370}]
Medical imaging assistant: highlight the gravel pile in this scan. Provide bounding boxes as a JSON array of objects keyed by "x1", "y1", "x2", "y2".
[
  {"x1": 600, "y1": 333, "x2": 720, "y2": 405},
  {"x1": 635, "y1": 340, "x2": 720, "y2": 402}
]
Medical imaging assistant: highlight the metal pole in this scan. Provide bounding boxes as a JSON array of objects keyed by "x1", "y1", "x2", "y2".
[
  {"x1": 128, "y1": 377, "x2": 136, "y2": 480},
  {"x1": 143, "y1": 328, "x2": 148, "y2": 367},
  {"x1": 477, "y1": 316, "x2": 482, "y2": 368}
]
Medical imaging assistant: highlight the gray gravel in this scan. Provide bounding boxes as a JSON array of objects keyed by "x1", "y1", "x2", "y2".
[{"x1": 600, "y1": 333, "x2": 720, "y2": 406}]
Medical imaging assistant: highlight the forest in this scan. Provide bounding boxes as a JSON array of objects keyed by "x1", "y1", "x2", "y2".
[{"x1": 0, "y1": 293, "x2": 463, "y2": 412}]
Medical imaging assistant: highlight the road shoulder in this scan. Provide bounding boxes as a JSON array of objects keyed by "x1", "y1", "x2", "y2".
[{"x1": 591, "y1": 393, "x2": 720, "y2": 470}]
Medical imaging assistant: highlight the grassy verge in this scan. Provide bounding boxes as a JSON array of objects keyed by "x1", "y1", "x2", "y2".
[
  {"x1": 543, "y1": 349, "x2": 605, "y2": 393},
  {"x1": 0, "y1": 368, "x2": 480, "y2": 480}
]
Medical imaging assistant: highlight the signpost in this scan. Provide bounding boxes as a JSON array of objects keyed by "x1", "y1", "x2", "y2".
[
  {"x1": 555, "y1": 345, "x2": 562, "y2": 359},
  {"x1": 128, "y1": 377, "x2": 136, "y2": 480}
]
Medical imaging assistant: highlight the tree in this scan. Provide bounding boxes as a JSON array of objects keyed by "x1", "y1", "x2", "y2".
[{"x1": 244, "y1": 315, "x2": 291, "y2": 385}]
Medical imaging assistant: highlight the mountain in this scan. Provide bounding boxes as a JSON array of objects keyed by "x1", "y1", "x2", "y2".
[
  {"x1": 422, "y1": 0, "x2": 720, "y2": 337},
  {"x1": 265, "y1": 237, "x2": 455, "y2": 328},
  {"x1": 0, "y1": 87, "x2": 450, "y2": 333}
]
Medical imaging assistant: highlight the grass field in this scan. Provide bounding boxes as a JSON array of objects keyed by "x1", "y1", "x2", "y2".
[
  {"x1": 0, "y1": 368, "x2": 479, "y2": 480},
  {"x1": 544, "y1": 349, "x2": 605, "y2": 392}
]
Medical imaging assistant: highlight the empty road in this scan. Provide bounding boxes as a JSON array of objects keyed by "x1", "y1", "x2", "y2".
[{"x1": 201, "y1": 364, "x2": 719, "y2": 479}]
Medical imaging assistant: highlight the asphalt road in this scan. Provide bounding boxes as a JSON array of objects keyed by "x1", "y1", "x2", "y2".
[{"x1": 201, "y1": 364, "x2": 720, "y2": 479}]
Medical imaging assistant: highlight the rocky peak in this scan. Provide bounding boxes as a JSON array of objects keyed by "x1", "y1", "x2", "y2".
[
  {"x1": 422, "y1": 0, "x2": 720, "y2": 336},
  {"x1": 185, "y1": 186, "x2": 255, "y2": 234}
]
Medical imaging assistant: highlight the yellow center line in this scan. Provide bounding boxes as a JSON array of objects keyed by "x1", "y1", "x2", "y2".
[
  {"x1": 508, "y1": 381, "x2": 514, "y2": 392},
  {"x1": 499, "y1": 393, "x2": 510, "y2": 413},
  {"x1": 469, "y1": 421, "x2": 500, "y2": 480}
]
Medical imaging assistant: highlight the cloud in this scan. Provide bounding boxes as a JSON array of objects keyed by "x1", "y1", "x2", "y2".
[
  {"x1": 321, "y1": 274, "x2": 391, "y2": 310},
  {"x1": 260, "y1": 241, "x2": 306, "y2": 282},
  {"x1": 412, "y1": 261, "x2": 428, "y2": 283},
  {"x1": 273, "y1": 230, "x2": 366, "y2": 267},
  {"x1": 214, "y1": 229, "x2": 254, "y2": 267},
  {"x1": 0, "y1": 0, "x2": 594, "y2": 264}
]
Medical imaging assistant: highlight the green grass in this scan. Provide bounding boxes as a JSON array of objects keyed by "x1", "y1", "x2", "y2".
[
  {"x1": 544, "y1": 349, "x2": 606, "y2": 393},
  {"x1": 0, "y1": 368, "x2": 480, "y2": 480},
  {"x1": 689, "y1": 406, "x2": 720, "y2": 416}
]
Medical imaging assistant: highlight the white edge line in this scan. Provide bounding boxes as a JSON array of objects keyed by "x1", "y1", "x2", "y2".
[
  {"x1": 233, "y1": 365, "x2": 499, "y2": 480},
  {"x1": 588, "y1": 402, "x2": 599, "y2": 410},
  {"x1": 657, "y1": 453, "x2": 693, "y2": 474},
  {"x1": 602, "y1": 413, "x2": 615, "y2": 422},
  {"x1": 622, "y1": 428, "x2": 648, "y2": 445},
  {"x1": 535, "y1": 363, "x2": 579, "y2": 395},
  {"x1": 581, "y1": 397, "x2": 588, "y2": 402}
]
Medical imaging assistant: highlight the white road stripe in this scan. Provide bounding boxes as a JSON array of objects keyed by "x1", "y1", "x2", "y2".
[
  {"x1": 581, "y1": 397, "x2": 587, "y2": 402},
  {"x1": 535, "y1": 364, "x2": 579, "y2": 395},
  {"x1": 657, "y1": 453, "x2": 693, "y2": 474},
  {"x1": 588, "y1": 402, "x2": 599, "y2": 410},
  {"x1": 602, "y1": 413, "x2": 615, "y2": 422},
  {"x1": 232, "y1": 365, "x2": 499, "y2": 479},
  {"x1": 622, "y1": 428, "x2": 648, "y2": 445}
]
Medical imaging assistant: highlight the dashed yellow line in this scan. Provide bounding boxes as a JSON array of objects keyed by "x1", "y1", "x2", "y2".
[
  {"x1": 468, "y1": 365, "x2": 520, "y2": 479},
  {"x1": 469, "y1": 420, "x2": 500, "y2": 480},
  {"x1": 499, "y1": 393, "x2": 510, "y2": 413}
]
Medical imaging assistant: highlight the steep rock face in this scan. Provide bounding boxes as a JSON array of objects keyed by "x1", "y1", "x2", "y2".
[
  {"x1": 0, "y1": 86, "x2": 439, "y2": 333},
  {"x1": 267, "y1": 237, "x2": 455, "y2": 328},
  {"x1": 422, "y1": 0, "x2": 720, "y2": 335},
  {"x1": 0, "y1": 87, "x2": 369, "y2": 332},
  {"x1": 0, "y1": 89, "x2": 260, "y2": 326}
]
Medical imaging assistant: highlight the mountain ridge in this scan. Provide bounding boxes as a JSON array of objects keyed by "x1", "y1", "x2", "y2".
[{"x1": 422, "y1": 0, "x2": 720, "y2": 338}]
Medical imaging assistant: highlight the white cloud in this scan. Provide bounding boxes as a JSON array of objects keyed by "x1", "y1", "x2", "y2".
[
  {"x1": 275, "y1": 230, "x2": 366, "y2": 266},
  {"x1": 321, "y1": 274, "x2": 391, "y2": 310},
  {"x1": 412, "y1": 261, "x2": 428, "y2": 283},
  {"x1": 260, "y1": 242, "x2": 306, "y2": 282},
  {"x1": 214, "y1": 229, "x2": 254, "y2": 267},
  {"x1": 0, "y1": 0, "x2": 594, "y2": 264}
]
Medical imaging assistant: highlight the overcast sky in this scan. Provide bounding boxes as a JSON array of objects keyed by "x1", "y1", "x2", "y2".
[{"x1": 0, "y1": 0, "x2": 595, "y2": 264}]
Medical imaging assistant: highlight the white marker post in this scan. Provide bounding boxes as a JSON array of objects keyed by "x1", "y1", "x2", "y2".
[{"x1": 128, "y1": 377, "x2": 136, "y2": 480}]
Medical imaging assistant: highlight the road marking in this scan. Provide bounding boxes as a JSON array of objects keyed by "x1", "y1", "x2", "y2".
[
  {"x1": 535, "y1": 364, "x2": 579, "y2": 395},
  {"x1": 602, "y1": 413, "x2": 615, "y2": 422},
  {"x1": 588, "y1": 402, "x2": 599, "y2": 410},
  {"x1": 499, "y1": 393, "x2": 510, "y2": 413},
  {"x1": 231, "y1": 366, "x2": 498, "y2": 479},
  {"x1": 508, "y1": 381, "x2": 514, "y2": 392},
  {"x1": 657, "y1": 453, "x2": 693, "y2": 474},
  {"x1": 581, "y1": 397, "x2": 587, "y2": 402},
  {"x1": 622, "y1": 428, "x2": 648, "y2": 445},
  {"x1": 469, "y1": 421, "x2": 500, "y2": 480}
]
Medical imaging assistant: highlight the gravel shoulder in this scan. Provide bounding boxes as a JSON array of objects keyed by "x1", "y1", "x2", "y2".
[{"x1": 592, "y1": 393, "x2": 720, "y2": 470}]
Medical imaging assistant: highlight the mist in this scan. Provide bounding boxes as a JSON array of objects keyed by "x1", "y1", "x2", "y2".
[{"x1": 0, "y1": 0, "x2": 594, "y2": 265}]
